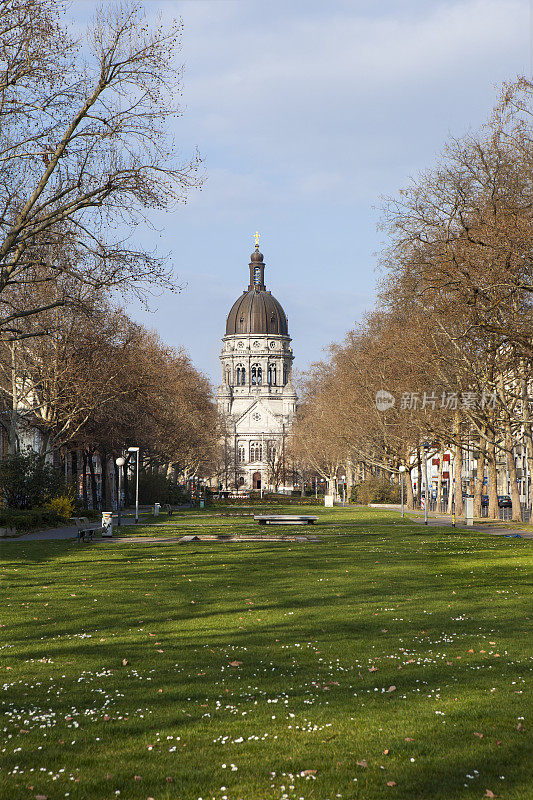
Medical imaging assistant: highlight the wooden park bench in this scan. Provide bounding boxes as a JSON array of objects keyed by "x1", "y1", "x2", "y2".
[
  {"x1": 71, "y1": 516, "x2": 102, "y2": 543},
  {"x1": 254, "y1": 515, "x2": 319, "y2": 526}
]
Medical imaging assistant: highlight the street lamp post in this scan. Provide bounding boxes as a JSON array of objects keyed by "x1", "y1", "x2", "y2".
[
  {"x1": 423, "y1": 443, "x2": 430, "y2": 525},
  {"x1": 399, "y1": 465, "x2": 406, "y2": 518},
  {"x1": 128, "y1": 447, "x2": 140, "y2": 524},
  {"x1": 115, "y1": 456, "x2": 126, "y2": 527},
  {"x1": 315, "y1": 476, "x2": 317, "y2": 500},
  {"x1": 341, "y1": 474, "x2": 346, "y2": 506}
]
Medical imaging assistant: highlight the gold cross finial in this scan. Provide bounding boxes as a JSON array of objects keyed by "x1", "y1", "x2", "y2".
[{"x1": 254, "y1": 231, "x2": 260, "y2": 248}]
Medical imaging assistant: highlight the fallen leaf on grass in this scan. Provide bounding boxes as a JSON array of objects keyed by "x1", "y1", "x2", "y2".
[
  {"x1": 35, "y1": 795, "x2": 48, "y2": 800},
  {"x1": 484, "y1": 791, "x2": 497, "y2": 798},
  {"x1": 229, "y1": 660, "x2": 242, "y2": 667},
  {"x1": 517, "y1": 722, "x2": 524, "y2": 732},
  {"x1": 134, "y1": 775, "x2": 142, "y2": 781},
  {"x1": 356, "y1": 759, "x2": 368, "y2": 768},
  {"x1": 383, "y1": 749, "x2": 390, "y2": 755},
  {"x1": 474, "y1": 732, "x2": 483, "y2": 738},
  {"x1": 369, "y1": 666, "x2": 378, "y2": 672},
  {"x1": 386, "y1": 780, "x2": 397, "y2": 787},
  {"x1": 156, "y1": 649, "x2": 164, "y2": 653},
  {"x1": 405, "y1": 737, "x2": 414, "y2": 742},
  {"x1": 302, "y1": 769, "x2": 317, "y2": 776},
  {"x1": 387, "y1": 685, "x2": 396, "y2": 692},
  {"x1": 121, "y1": 659, "x2": 128, "y2": 666}
]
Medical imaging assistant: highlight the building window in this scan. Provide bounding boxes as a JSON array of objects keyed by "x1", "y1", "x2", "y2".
[
  {"x1": 250, "y1": 442, "x2": 262, "y2": 462},
  {"x1": 236, "y1": 365, "x2": 246, "y2": 385},
  {"x1": 283, "y1": 364, "x2": 288, "y2": 385},
  {"x1": 267, "y1": 364, "x2": 276, "y2": 385},
  {"x1": 267, "y1": 442, "x2": 277, "y2": 461},
  {"x1": 238, "y1": 444, "x2": 246, "y2": 463},
  {"x1": 251, "y1": 364, "x2": 262, "y2": 385},
  {"x1": 225, "y1": 368, "x2": 231, "y2": 384}
]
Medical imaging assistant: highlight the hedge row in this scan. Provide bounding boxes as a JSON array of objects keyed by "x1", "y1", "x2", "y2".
[{"x1": 0, "y1": 507, "x2": 64, "y2": 531}]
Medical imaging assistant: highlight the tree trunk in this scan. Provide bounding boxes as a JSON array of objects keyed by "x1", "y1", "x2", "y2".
[
  {"x1": 82, "y1": 450, "x2": 88, "y2": 510},
  {"x1": 123, "y1": 458, "x2": 130, "y2": 505},
  {"x1": 436, "y1": 451, "x2": 444, "y2": 508},
  {"x1": 473, "y1": 430, "x2": 486, "y2": 518},
  {"x1": 521, "y1": 373, "x2": 533, "y2": 515},
  {"x1": 406, "y1": 466, "x2": 415, "y2": 510},
  {"x1": 454, "y1": 440, "x2": 464, "y2": 517},
  {"x1": 346, "y1": 460, "x2": 354, "y2": 500},
  {"x1": 504, "y1": 419, "x2": 522, "y2": 522},
  {"x1": 114, "y1": 460, "x2": 120, "y2": 510},
  {"x1": 87, "y1": 449, "x2": 98, "y2": 510},
  {"x1": 525, "y1": 424, "x2": 533, "y2": 516},
  {"x1": 416, "y1": 449, "x2": 422, "y2": 506},
  {"x1": 100, "y1": 451, "x2": 108, "y2": 509},
  {"x1": 486, "y1": 429, "x2": 498, "y2": 520}
]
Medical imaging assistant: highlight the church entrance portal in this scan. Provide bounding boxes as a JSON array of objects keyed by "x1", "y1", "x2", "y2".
[{"x1": 252, "y1": 471, "x2": 261, "y2": 490}]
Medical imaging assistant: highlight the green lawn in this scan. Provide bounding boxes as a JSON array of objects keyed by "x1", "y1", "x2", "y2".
[{"x1": 1, "y1": 506, "x2": 531, "y2": 800}]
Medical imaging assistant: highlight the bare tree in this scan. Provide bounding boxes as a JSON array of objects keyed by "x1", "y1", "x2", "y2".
[{"x1": 0, "y1": 0, "x2": 202, "y2": 337}]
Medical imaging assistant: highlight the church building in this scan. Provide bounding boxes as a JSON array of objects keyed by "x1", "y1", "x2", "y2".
[{"x1": 216, "y1": 236, "x2": 297, "y2": 491}]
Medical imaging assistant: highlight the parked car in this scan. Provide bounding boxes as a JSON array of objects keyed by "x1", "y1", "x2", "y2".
[{"x1": 498, "y1": 495, "x2": 512, "y2": 508}]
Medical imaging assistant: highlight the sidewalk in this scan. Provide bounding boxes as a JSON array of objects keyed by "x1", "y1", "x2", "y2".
[
  {"x1": 3, "y1": 515, "x2": 153, "y2": 542},
  {"x1": 407, "y1": 512, "x2": 533, "y2": 539}
]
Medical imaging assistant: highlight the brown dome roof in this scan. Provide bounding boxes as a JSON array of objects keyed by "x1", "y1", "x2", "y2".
[{"x1": 226, "y1": 289, "x2": 288, "y2": 335}]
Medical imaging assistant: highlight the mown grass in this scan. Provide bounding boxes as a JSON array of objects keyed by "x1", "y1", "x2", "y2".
[{"x1": 1, "y1": 506, "x2": 531, "y2": 800}]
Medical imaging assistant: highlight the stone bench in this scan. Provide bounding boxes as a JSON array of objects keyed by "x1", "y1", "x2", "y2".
[{"x1": 254, "y1": 515, "x2": 319, "y2": 526}]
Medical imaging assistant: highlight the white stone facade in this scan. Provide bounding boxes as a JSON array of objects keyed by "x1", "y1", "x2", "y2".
[{"x1": 216, "y1": 245, "x2": 297, "y2": 491}]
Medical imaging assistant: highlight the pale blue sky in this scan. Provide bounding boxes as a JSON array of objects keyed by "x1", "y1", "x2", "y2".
[{"x1": 73, "y1": 1, "x2": 531, "y2": 385}]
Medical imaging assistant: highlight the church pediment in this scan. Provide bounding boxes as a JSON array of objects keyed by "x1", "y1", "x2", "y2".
[{"x1": 234, "y1": 399, "x2": 283, "y2": 433}]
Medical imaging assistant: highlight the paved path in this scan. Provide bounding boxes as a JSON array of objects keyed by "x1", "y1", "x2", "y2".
[
  {"x1": 408, "y1": 513, "x2": 533, "y2": 539},
  {"x1": 2, "y1": 516, "x2": 167, "y2": 542}
]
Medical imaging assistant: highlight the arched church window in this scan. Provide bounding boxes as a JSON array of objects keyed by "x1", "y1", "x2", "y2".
[
  {"x1": 270, "y1": 314, "x2": 277, "y2": 333},
  {"x1": 251, "y1": 364, "x2": 262, "y2": 386},
  {"x1": 283, "y1": 364, "x2": 288, "y2": 385},
  {"x1": 238, "y1": 444, "x2": 246, "y2": 463},
  {"x1": 250, "y1": 442, "x2": 262, "y2": 462},
  {"x1": 267, "y1": 364, "x2": 276, "y2": 385},
  {"x1": 225, "y1": 368, "x2": 231, "y2": 384},
  {"x1": 236, "y1": 365, "x2": 246, "y2": 385}
]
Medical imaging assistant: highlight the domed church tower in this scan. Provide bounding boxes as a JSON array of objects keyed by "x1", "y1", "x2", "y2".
[{"x1": 217, "y1": 235, "x2": 297, "y2": 492}]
